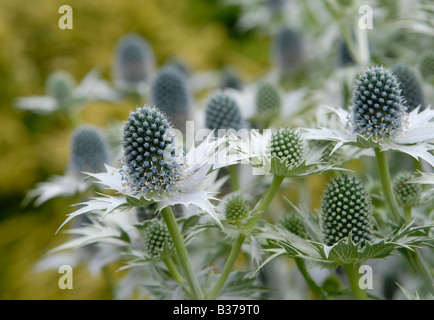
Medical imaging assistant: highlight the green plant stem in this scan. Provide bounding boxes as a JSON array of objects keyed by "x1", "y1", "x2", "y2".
[
  {"x1": 343, "y1": 263, "x2": 368, "y2": 300},
  {"x1": 207, "y1": 174, "x2": 285, "y2": 299},
  {"x1": 163, "y1": 257, "x2": 185, "y2": 286},
  {"x1": 207, "y1": 233, "x2": 246, "y2": 300},
  {"x1": 374, "y1": 148, "x2": 402, "y2": 222},
  {"x1": 228, "y1": 164, "x2": 240, "y2": 191},
  {"x1": 161, "y1": 206, "x2": 204, "y2": 300},
  {"x1": 404, "y1": 206, "x2": 412, "y2": 222},
  {"x1": 294, "y1": 257, "x2": 326, "y2": 300}
]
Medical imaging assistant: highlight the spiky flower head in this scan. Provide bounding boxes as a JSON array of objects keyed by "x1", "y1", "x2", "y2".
[
  {"x1": 280, "y1": 212, "x2": 308, "y2": 239},
  {"x1": 225, "y1": 196, "x2": 250, "y2": 222},
  {"x1": 205, "y1": 91, "x2": 244, "y2": 134},
  {"x1": 419, "y1": 52, "x2": 434, "y2": 81},
  {"x1": 69, "y1": 125, "x2": 110, "y2": 177},
  {"x1": 121, "y1": 106, "x2": 182, "y2": 194},
  {"x1": 113, "y1": 34, "x2": 155, "y2": 87},
  {"x1": 320, "y1": 175, "x2": 373, "y2": 246},
  {"x1": 272, "y1": 27, "x2": 303, "y2": 71},
  {"x1": 393, "y1": 172, "x2": 422, "y2": 207},
  {"x1": 255, "y1": 82, "x2": 281, "y2": 120},
  {"x1": 391, "y1": 64, "x2": 426, "y2": 112},
  {"x1": 144, "y1": 220, "x2": 172, "y2": 258},
  {"x1": 150, "y1": 66, "x2": 191, "y2": 130},
  {"x1": 350, "y1": 66, "x2": 406, "y2": 139},
  {"x1": 270, "y1": 127, "x2": 304, "y2": 168},
  {"x1": 45, "y1": 70, "x2": 76, "y2": 106}
]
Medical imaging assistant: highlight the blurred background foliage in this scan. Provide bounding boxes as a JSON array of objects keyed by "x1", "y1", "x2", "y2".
[{"x1": 0, "y1": 0, "x2": 272, "y2": 299}]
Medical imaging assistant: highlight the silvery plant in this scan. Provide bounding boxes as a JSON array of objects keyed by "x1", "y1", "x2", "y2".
[{"x1": 26, "y1": 0, "x2": 434, "y2": 301}]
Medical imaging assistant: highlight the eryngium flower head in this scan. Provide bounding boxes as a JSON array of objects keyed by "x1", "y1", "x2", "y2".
[
  {"x1": 272, "y1": 27, "x2": 303, "y2": 71},
  {"x1": 144, "y1": 220, "x2": 172, "y2": 258},
  {"x1": 69, "y1": 125, "x2": 110, "y2": 177},
  {"x1": 150, "y1": 66, "x2": 191, "y2": 129},
  {"x1": 225, "y1": 196, "x2": 250, "y2": 222},
  {"x1": 113, "y1": 34, "x2": 155, "y2": 86},
  {"x1": 270, "y1": 127, "x2": 304, "y2": 168},
  {"x1": 419, "y1": 52, "x2": 434, "y2": 81},
  {"x1": 350, "y1": 66, "x2": 406, "y2": 139},
  {"x1": 320, "y1": 175, "x2": 373, "y2": 246},
  {"x1": 255, "y1": 82, "x2": 281, "y2": 119},
  {"x1": 391, "y1": 64, "x2": 426, "y2": 112},
  {"x1": 122, "y1": 106, "x2": 182, "y2": 194},
  {"x1": 205, "y1": 91, "x2": 244, "y2": 134},
  {"x1": 393, "y1": 172, "x2": 422, "y2": 207},
  {"x1": 280, "y1": 212, "x2": 308, "y2": 238},
  {"x1": 45, "y1": 70, "x2": 76, "y2": 106}
]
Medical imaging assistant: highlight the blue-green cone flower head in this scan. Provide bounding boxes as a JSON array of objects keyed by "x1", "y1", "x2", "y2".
[
  {"x1": 393, "y1": 172, "x2": 422, "y2": 207},
  {"x1": 270, "y1": 127, "x2": 304, "y2": 168},
  {"x1": 419, "y1": 51, "x2": 434, "y2": 81},
  {"x1": 320, "y1": 175, "x2": 373, "y2": 246},
  {"x1": 255, "y1": 82, "x2": 281, "y2": 120},
  {"x1": 150, "y1": 66, "x2": 191, "y2": 130},
  {"x1": 45, "y1": 70, "x2": 76, "y2": 106},
  {"x1": 69, "y1": 125, "x2": 110, "y2": 178},
  {"x1": 272, "y1": 27, "x2": 303, "y2": 72},
  {"x1": 391, "y1": 64, "x2": 426, "y2": 112},
  {"x1": 113, "y1": 34, "x2": 155, "y2": 87},
  {"x1": 144, "y1": 220, "x2": 172, "y2": 258},
  {"x1": 122, "y1": 106, "x2": 182, "y2": 194},
  {"x1": 280, "y1": 212, "x2": 308, "y2": 239},
  {"x1": 225, "y1": 196, "x2": 250, "y2": 222},
  {"x1": 205, "y1": 91, "x2": 244, "y2": 135},
  {"x1": 350, "y1": 66, "x2": 406, "y2": 140}
]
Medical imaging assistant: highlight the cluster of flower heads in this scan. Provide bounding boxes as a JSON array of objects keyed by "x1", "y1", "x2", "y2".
[{"x1": 121, "y1": 106, "x2": 183, "y2": 194}]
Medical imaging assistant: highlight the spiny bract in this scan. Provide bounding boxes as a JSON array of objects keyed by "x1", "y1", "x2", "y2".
[
  {"x1": 350, "y1": 66, "x2": 406, "y2": 139},
  {"x1": 320, "y1": 175, "x2": 373, "y2": 246},
  {"x1": 225, "y1": 196, "x2": 250, "y2": 222},
  {"x1": 121, "y1": 106, "x2": 182, "y2": 194},
  {"x1": 270, "y1": 127, "x2": 304, "y2": 168},
  {"x1": 69, "y1": 125, "x2": 110, "y2": 177},
  {"x1": 391, "y1": 64, "x2": 426, "y2": 112},
  {"x1": 144, "y1": 220, "x2": 172, "y2": 258},
  {"x1": 205, "y1": 91, "x2": 244, "y2": 134},
  {"x1": 393, "y1": 172, "x2": 422, "y2": 207}
]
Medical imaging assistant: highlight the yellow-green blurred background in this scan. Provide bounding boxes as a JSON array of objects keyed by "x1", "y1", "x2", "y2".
[{"x1": 0, "y1": 0, "x2": 273, "y2": 299}]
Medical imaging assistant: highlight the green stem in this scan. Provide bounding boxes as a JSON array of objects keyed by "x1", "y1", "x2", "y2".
[
  {"x1": 161, "y1": 206, "x2": 204, "y2": 300},
  {"x1": 207, "y1": 174, "x2": 285, "y2": 299},
  {"x1": 404, "y1": 206, "x2": 412, "y2": 222},
  {"x1": 374, "y1": 148, "x2": 402, "y2": 222},
  {"x1": 294, "y1": 257, "x2": 326, "y2": 300},
  {"x1": 207, "y1": 233, "x2": 246, "y2": 300},
  {"x1": 228, "y1": 164, "x2": 240, "y2": 191},
  {"x1": 343, "y1": 263, "x2": 368, "y2": 300},
  {"x1": 163, "y1": 257, "x2": 185, "y2": 286}
]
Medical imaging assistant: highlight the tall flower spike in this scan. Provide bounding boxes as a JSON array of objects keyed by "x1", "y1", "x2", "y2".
[
  {"x1": 45, "y1": 70, "x2": 76, "y2": 106},
  {"x1": 150, "y1": 66, "x2": 191, "y2": 131},
  {"x1": 205, "y1": 91, "x2": 244, "y2": 134},
  {"x1": 391, "y1": 64, "x2": 426, "y2": 112},
  {"x1": 144, "y1": 220, "x2": 172, "y2": 258},
  {"x1": 320, "y1": 175, "x2": 373, "y2": 246},
  {"x1": 393, "y1": 172, "x2": 422, "y2": 207},
  {"x1": 270, "y1": 127, "x2": 304, "y2": 169},
  {"x1": 350, "y1": 66, "x2": 406, "y2": 139},
  {"x1": 419, "y1": 52, "x2": 434, "y2": 82},
  {"x1": 121, "y1": 106, "x2": 182, "y2": 194},
  {"x1": 69, "y1": 125, "x2": 110, "y2": 178},
  {"x1": 272, "y1": 27, "x2": 303, "y2": 72},
  {"x1": 113, "y1": 34, "x2": 155, "y2": 88}
]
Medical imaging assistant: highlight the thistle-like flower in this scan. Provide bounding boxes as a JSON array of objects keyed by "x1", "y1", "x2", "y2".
[
  {"x1": 393, "y1": 172, "x2": 422, "y2": 207},
  {"x1": 205, "y1": 91, "x2": 244, "y2": 134},
  {"x1": 350, "y1": 66, "x2": 406, "y2": 139},
  {"x1": 270, "y1": 127, "x2": 304, "y2": 170},
  {"x1": 280, "y1": 212, "x2": 308, "y2": 239},
  {"x1": 45, "y1": 70, "x2": 76, "y2": 107},
  {"x1": 272, "y1": 27, "x2": 303, "y2": 72},
  {"x1": 252, "y1": 82, "x2": 281, "y2": 127},
  {"x1": 320, "y1": 175, "x2": 373, "y2": 245},
  {"x1": 113, "y1": 33, "x2": 155, "y2": 92},
  {"x1": 225, "y1": 196, "x2": 250, "y2": 222},
  {"x1": 57, "y1": 105, "x2": 230, "y2": 231},
  {"x1": 391, "y1": 64, "x2": 426, "y2": 112},
  {"x1": 144, "y1": 220, "x2": 173, "y2": 258},
  {"x1": 150, "y1": 66, "x2": 192, "y2": 132}
]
